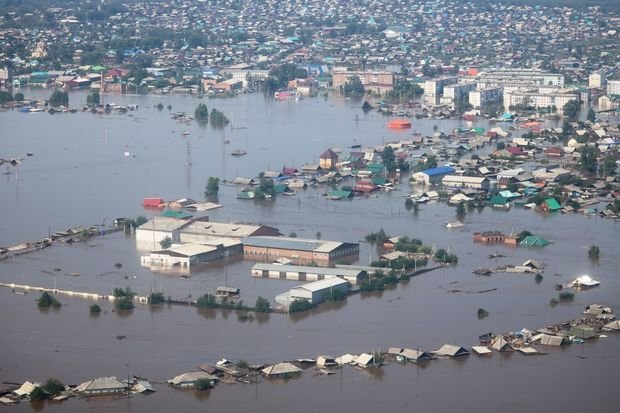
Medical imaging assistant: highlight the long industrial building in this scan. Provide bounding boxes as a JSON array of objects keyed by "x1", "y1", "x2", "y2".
[
  {"x1": 251, "y1": 263, "x2": 367, "y2": 285},
  {"x1": 275, "y1": 277, "x2": 350, "y2": 308},
  {"x1": 243, "y1": 236, "x2": 359, "y2": 266}
]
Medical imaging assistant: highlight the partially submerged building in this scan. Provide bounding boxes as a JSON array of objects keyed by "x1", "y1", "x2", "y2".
[
  {"x1": 243, "y1": 236, "x2": 359, "y2": 266},
  {"x1": 251, "y1": 263, "x2": 367, "y2": 285},
  {"x1": 276, "y1": 277, "x2": 349, "y2": 308},
  {"x1": 76, "y1": 377, "x2": 127, "y2": 396},
  {"x1": 167, "y1": 371, "x2": 218, "y2": 388}
]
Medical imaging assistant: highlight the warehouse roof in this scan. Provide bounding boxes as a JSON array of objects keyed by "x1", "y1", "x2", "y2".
[
  {"x1": 182, "y1": 221, "x2": 271, "y2": 238},
  {"x1": 243, "y1": 236, "x2": 356, "y2": 253},
  {"x1": 252, "y1": 263, "x2": 365, "y2": 278},
  {"x1": 292, "y1": 277, "x2": 349, "y2": 293},
  {"x1": 138, "y1": 217, "x2": 192, "y2": 232}
]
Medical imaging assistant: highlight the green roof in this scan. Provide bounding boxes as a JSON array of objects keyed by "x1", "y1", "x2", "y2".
[
  {"x1": 161, "y1": 209, "x2": 193, "y2": 219},
  {"x1": 327, "y1": 190, "x2": 352, "y2": 199},
  {"x1": 489, "y1": 195, "x2": 509, "y2": 205},
  {"x1": 520, "y1": 235, "x2": 551, "y2": 247},
  {"x1": 371, "y1": 177, "x2": 387, "y2": 186},
  {"x1": 273, "y1": 184, "x2": 289, "y2": 194},
  {"x1": 545, "y1": 198, "x2": 561, "y2": 211}
]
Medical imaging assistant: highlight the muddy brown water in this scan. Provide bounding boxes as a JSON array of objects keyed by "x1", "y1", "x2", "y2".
[{"x1": 1, "y1": 91, "x2": 619, "y2": 412}]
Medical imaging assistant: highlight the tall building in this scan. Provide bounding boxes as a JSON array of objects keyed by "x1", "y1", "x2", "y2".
[
  {"x1": 607, "y1": 80, "x2": 620, "y2": 96},
  {"x1": 332, "y1": 69, "x2": 395, "y2": 95},
  {"x1": 469, "y1": 87, "x2": 502, "y2": 109},
  {"x1": 478, "y1": 69, "x2": 564, "y2": 88},
  {"x1": 589, "y1": 72, "x2": 604, "y2": 89}
]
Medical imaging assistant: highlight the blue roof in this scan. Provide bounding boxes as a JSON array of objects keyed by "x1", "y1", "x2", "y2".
[{"x1": 421, "y1": 166, "x2": 455, "y2": 176}]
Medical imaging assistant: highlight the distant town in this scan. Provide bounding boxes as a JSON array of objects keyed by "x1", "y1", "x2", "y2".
[{"x1": 1, "y1": 0, "x2": 620, "y2": 410}]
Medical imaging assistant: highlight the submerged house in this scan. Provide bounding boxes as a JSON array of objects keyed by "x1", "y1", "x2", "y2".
[
  {"x1": 261, "y1": 362, "x2": 302, "y2": 377},
  {"x1": 76, "y1": 377, "x2": 127, "y2": 395},
  {"x1": 520, "y1": 235, "x2": 551, "y2": 247},
  {"x1": 434, "y1": 344, "x2": 470, "y2": 357},
  {"x1": 167, "y1": 371, "x2": 218, "y2": 388}
]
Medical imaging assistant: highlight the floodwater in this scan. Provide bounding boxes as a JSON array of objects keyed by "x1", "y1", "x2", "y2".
[{"x1": 1, "y1": 90, "x2": 619, "y2": 412}]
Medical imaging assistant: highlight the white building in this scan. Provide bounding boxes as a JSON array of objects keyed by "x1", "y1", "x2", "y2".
[
  {"x1": 276, "y1": 277, "x2": 349, "y2": 308},
  {"x1": 589, "y1": 72, "x2": 604, "y2": 89},
  {"x1": 441, "y1": 175, "x2": 490, "y2": 190},
  {"x1": 469, "y1": 87, "x2": 502, "y2": 109},
  {"x1": 443, "y1": 82, "x2": 477, "y2": 101},
  {"x1": 423, "y1": 76, "x2": 458, "y2": 97},
  {"x1": 608, "y1": 80, "x2": 620, "y2": 96},
  {"x1": 478, "y1": 69, "x2": 564, "y2": 88},
  {"x1": 220, "y1": 69, "x2": 270, "y2": 87},
  {"x1": 504, "y1": 89, "x2": 579, "y2": 110}
]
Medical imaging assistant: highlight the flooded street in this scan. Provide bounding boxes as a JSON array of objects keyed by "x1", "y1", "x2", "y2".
[{"x1": 1, "y1": 91, "x2": 619, "y2": 411}]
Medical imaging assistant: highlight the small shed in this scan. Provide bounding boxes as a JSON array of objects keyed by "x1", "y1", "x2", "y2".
[
  {"x1": 319, "y1": 149, "x2": 339, "y2": 169},
  {"x1": 471, "y1": 346, "x2": 492, "y2": 356},
  {"x1": 490, "y1": 336, "x2": 513, "y2": 352},
  {"x1": 316, "y1": 355, "x2": 338, "y2": 368},
  {"x1": 520, "y1": 235, "x2": 551, "y2": 247}
]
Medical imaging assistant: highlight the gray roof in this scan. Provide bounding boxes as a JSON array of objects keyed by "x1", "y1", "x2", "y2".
[
  {"x1": 138, "y1": 217, "x2": 191, "y2": 232},
  {"x1": 243, "y1": 236, "x2": 355, "y2": 253},
  {"x1": 77, "y1": 377, "x2": 126, "y2": 393},
  {"x1": 252, "y1": 263, "x2": 365, "y2": 278},
  {"x1": 434, "y1": 344, "x2": 469, "y2": 357},
  {"x1": 261, "y1": 362, "x2": 301, "y2": 376},
  {"x1": 182, "y1": 221, "x2": 267, "y2": 238},
  {"x1": 167, "y1": 371, "x2": 217, "y2": 385}
]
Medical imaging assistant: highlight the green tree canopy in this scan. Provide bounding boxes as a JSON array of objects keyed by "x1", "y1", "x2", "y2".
[
  {"x1": 579, "y1": 145, "x2": 598, "y2": 174},
  {"x1": 205, "y1": 176, "x2": 220, "y2": 198},
  {"x1": 49, "y1": 90, "x2": 69, "y2": 107},
  {"x1": 255, "y1": 296, "x2": 271, "y2": 313},
  {"x1": 343, "y1": 75, "x2": 365, "y2": 96},
  {"x1": 194, "y1": 103, "x2": 209, "y2": 122}
]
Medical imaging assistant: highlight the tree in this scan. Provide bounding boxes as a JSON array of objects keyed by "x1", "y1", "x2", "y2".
[
  {"x1": 194, "y1": 103, "x2": 209, "y2": 122},
  {"x1": 602, "y1": 154, "x2": 617, "y2": 176},
  {"x1": 29, "y1": 387, "x2": 48, "y2": 401},
  {"x1": 288, "y1": 299, "x2": 314, "y2": 313},
  {"x1": 38, "y1": 291, "x2": 61, "y2": 308},
  {"x1": 588, "y1": 245, "x2": 600, "y2": 259},
  {"x1": 42, "y1": 378, "x2": 65, "y2": 396},
  {"x1": 90, "y1": 304, "x2": 102, "y2": 314},
  {"x1": 210, "y1": 109, "x2": 229, "y2": 127},
  {"x1": 149, "y1": 292, "x2": 165, "y2": 304},
  {"x1": 382, "y1": 146, "x2": 396, "y2": 172},
  {"x1": 195, "y1": 378, "x2": 213, "y2": 390},
  {"x1": 0, "y1": 91, "x2": 14, "y2": 104},
  {"x1": 579, "y1": 146, "x2": 598, "y2": 174},
  {"x1": 563, "y1": 100, "x2": 579, "y2": 120},
  {"x1": 113, "y1": 287, "x2": 136, "y2": 298},
  {"x1": 86, "y1": 90, "x2": 100, "y2": 106},
  {"x1": 456, "y1": 202, "x2": 466, "y2": 216},
  {"x1": 159, "y1": 236, "x2": 172, "y2": 249},
  {"x1": 14, "y1": 92, "x2": 24, "y2": 102},
  {"x1": 49, "y1": 90, "x2": 69, "y2": 107},
  {"x1": 587, "y1": 108, "x2": 596, "y2": 123},
  {"x1": 255, "y1": 296, "x2": 271, "y2": 313},
  {"x1": 114, "y1": 297, "x2": 134, "y2": 310},
  {"x1": 343, "y1": 75, "x2": 365, "y2": 96},
  {"x1": 315, "y1": 231, "x2": 322, "y2": 240},
  {"x1": 205, "y1": 177, "x2": 220, "y2": 198},
  {"x1": 196, "y1": 293, "x2": 218, "y2": 308},
  {"x1": 135, "y1": 216, "x2": 148, "y2": 226}
]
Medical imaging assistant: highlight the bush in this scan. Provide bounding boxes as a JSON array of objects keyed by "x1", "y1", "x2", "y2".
[
  {"x1": 38, "y1": 292, "x2": 61, "y2": 308},
  {"x1": 434, "y1": 249, "x2": 458, "y2": 264},
  {"x1": 29, "y1": 387, "x2": 48, "y2": 401},
  {"x1": 113, "y1": 287, "x2": 136, "y2": 298},
  {"x1": 90, "y1": 304, "x2": 102, "y2": 314},
  {"x1": 535, "y1": 274, "x2": 543, "y2": 284},
  {"x1": 195, "y1": 378, "x2": 213, "y2": 390},
  {"x1": 325, "y1": 288, "x2": 347, "y2": 301},
  {"x1": 288, "y1": 299, "x2": 314, "y2": 313},
  {"x1": 365, "y1": 229, "x2": 388, "y2": 244},
  {"x1": 196, "y1": 293, "x2": 218, "y2": 308},
  {"x1": 477, "y1": 308, "x2": 489, "y2": 319},
  {"x1": 588, "y1": 245, "x2": 600, "y2": 259},
  {"x1": 236, "y1": 360, "x2": 249, "y2": 370},
  {"x1": 115, "y1": 297, "x2": 134, "y2": 310},
  {"x1": 255, "y1": 296, "x2": 271, "y2": 313},
  {"x1": 558, "y1": 291, "x2": 574, "y2": 302},
  {"x1": 149, "y1": 292, "x2": 165, "y2": 305},
  {"x1": 42, "y1": 378, "x2": 65, "y2": 396},
  {"x1": 159, "y1": 236, "x2": 172, "y2": 249}
]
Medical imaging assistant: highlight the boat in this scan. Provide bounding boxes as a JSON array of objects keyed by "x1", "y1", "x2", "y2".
[
  {"x1": 231, "y1": 149, "x2": 247, "y2": 156},
  {"x1": 350, "y1": 144, "x2": 362, "y2": 149},
  {"x1": 181, "y1": 131, "x2": 190, "y2": 136},
  {"x1": 445, "y1": 221, "x2": 463, "y2": 228}
]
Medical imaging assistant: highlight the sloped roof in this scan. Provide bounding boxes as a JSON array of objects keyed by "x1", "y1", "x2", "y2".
[
  {"x1": 520, "y1": 235, "x2": 551, "y2": 247},
  {"x1": 261, "y1": 362, "x2": 301, "y2": 376},
  {"x1": 77, "y1": 376, "x2": 125, "y2": 393},
  {"x1": 167, "y1": 371, "x2": 217, "y2": 385},
  {"x1": 434, "y1": 344, "x2": 469, "y2": 357}
]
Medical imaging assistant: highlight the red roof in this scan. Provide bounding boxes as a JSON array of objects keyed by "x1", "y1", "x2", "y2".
[{"x1": 143, "y1": 197, "x2": 165, "y2": 208}]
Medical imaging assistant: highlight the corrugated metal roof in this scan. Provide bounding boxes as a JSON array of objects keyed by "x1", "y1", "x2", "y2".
[
  {"x1": 252, "y1": 263, "x2": 364, "y2": 278},
  {"x1": 243, "y1": 236, "x2": 323, "y2": 252},
  {"x1": 182, "y1": 221, "x2": 264, "y2": 238},
  {"x1": 261, "y1": 362, "x2": 301, "y2": 376},
  {"x1": 167, "y1": 371, "x2": 217, "y2": 385},
  {"x1": 292, "y1": 277, "x2": 349, "y2": 293},
  {"x1": 77, "y1": 377, "x2": 125, "y2": 392},
  {"x1": 138, "y1": 217, "x2": 190, "y2": 232}
]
